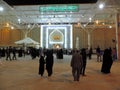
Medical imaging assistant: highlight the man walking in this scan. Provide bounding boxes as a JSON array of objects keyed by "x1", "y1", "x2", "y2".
[{"x1": 70, "y1": 49, "x2": 83, "y2": 81}]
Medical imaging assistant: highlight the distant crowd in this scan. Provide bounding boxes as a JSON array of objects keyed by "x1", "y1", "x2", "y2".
[
  {"x1": 0, "y1": 46, "x2": 117, "y2": 62},
  {"x1": 0, "y1": 46, "x2": 117, "y2": 82}
]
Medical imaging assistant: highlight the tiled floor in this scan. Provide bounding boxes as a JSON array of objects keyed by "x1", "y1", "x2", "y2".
[{"x1": 0, "y1": 54, "x2": 120, "y2": 90}]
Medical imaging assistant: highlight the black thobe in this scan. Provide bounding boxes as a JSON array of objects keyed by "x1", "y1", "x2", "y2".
[
  {"x1": 39, "y1": 56, "x2": 45, "y2": 76},
  {"x1": 46, "y1": 50, "x2": 54, "y2": 77}
]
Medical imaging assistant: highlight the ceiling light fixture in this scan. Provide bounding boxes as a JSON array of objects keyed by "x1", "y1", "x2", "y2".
[
  {"x1": 96, "y1": 20, "x2": 99, "y2": 24},
  {"x1": 0, "y1": 6, "x2": 3, "y2": 11},
  {"x1": 11, "y1": 26, "x2": 14, "y2": 29},
  {"x1": 99, "y1": 3, "x2": 104, "y2": 9},
  {"x1": 18, "y1": 19, "x2": 21, "y2": 23},
  {"x1": 109, "y1": 26, "x2": 112, "y2": 28}
]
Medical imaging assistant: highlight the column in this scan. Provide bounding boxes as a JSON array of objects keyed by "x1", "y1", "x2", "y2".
[
  {"x1": 117, "y1": 14, "x2": 120, "y2": 60},
  {"x1": 88, "y1": 33, "x2": 91, "y2": 49},
  {"x1": 75, "y1": 37, "x2": 79, "y2": 49}
]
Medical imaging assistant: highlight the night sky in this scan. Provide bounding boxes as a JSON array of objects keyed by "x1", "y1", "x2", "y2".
[{"x1": 3, "y1": 0, "x2": 98, "y2": 5}]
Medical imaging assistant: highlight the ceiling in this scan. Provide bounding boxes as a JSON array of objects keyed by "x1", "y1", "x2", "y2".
[
  {"x1": 0, "y1": 0, "x2": 120, "y2": 29},
  {"x1": 3, "y1": 0, "x2": 98, "y2": 5}
]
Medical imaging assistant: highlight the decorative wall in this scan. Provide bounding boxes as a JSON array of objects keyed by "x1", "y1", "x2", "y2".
[
  {"x1": 0, "y1": 24, "x2": 116, "y2": 50},
  {"x1": 40, "y1": 25, "x2": 72, "y2": 49}
]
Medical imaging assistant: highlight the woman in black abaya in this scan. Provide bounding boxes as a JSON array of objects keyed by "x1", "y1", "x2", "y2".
[
  {"x1": 101, "y1": 48, "x2": 113, "y2": 74},
  {"x1": 45, "y1": 49, "x2": 54, "y2": 77},
  {"x1": 39, "y1": 55, "x2": 45, "y2": 76}
]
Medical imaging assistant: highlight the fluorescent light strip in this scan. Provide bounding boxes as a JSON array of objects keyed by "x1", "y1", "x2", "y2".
[
  {"x1": 65, "y1": 27, "x2": 67, "y2": 48},
  {"x1": 46, "y1": 28, "x2": 49, "y2": 48},
  {"x1": 49, "y1": 42, "x2": 64, "y2": 44},
  {"x1": 41, "y1": 26, "x2": 43, "y2": 47},
  {"x1": 70, "y1": 25, "x2": 73, "y2": 48}
]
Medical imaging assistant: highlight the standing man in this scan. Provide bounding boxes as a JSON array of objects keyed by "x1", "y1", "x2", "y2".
[
  {"x1": 88, "y1": 47, "x2": 93, "y2": 60},
  {"x1": 81, "y1": 48, "x2": 87, "y2": 76},
  {"x1": 96, "y1": 46, "x2": 101, "y2": 62},
  {"x1": 6, "y1": 46, "x2": 12, "y2": 61},
  {"x1": 12, "y1": 47, "x2": 17, "y2": 60},
  {"x1": 70, "y1": 49, "x2": 83, "y2": 81}
]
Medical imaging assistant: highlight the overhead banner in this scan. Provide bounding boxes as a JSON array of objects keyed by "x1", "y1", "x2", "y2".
[{"x1": 39, "y1": 5, "x2": 79, "y2": 12}]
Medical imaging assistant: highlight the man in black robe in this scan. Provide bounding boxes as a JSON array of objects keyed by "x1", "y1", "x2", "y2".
[
  {"x1": 81, "y1": 48, "x2": 87, "y2": 76},
  {"x1": 39, "y1": 55, "x2": 45, "y2": 76}
]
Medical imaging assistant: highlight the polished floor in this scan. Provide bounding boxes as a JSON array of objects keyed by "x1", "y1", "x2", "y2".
[{"x1": 0, "y1": 54, "x2": 120, "y2": 90}]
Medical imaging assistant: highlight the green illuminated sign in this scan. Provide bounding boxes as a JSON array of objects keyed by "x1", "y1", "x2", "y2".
[{"x1": 39, "y1": 5, "x2": 79, "y2": 12}]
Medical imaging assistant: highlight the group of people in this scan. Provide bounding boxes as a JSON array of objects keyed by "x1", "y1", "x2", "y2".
[
  {"x1": 0, "y1": 46, "x2": 27, "y2": 61},
  {"x1": 0, "y1": 46, "x2": 115, "y2": 81},
  {"x1": 38, "y1": 48, "x2": 87, "y2": 80},
  {"x1": 38, "y1": 49, "x2": 54, "y2": 77},
  {"x1": 0, "y1": 46, "x2": 19, "y2": 60},
  {"x1": 38, "y1": 47, "x2": 115, "y2": 82},
  {"x1": 70, "y1": 47, "x2": 115, "y2": 82},
  {"x1": 96, "y1": 46, "x2": 117, "y2": 62}
]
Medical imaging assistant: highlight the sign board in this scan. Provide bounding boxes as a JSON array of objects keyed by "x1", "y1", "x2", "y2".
[{"x1": 39, "y1": 5, "x2": 79, "y2": 12}]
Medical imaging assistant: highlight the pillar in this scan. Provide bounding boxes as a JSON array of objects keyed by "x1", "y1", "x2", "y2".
[
  {"x1": 117, "y1": 14, "x2": 120, "y2": 61},
  {"x1": 75, "y1": 37, "x2": 79, "y2": 49},
  {"x1": 88, "y1": 33, "x2": 91, "y2": 49}
]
